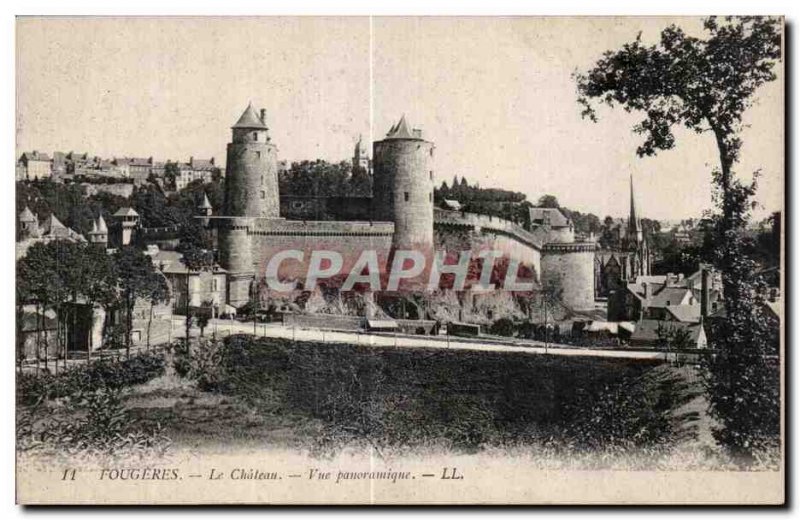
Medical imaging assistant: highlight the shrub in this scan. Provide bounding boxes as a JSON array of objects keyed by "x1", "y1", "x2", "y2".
[
  {"x1": 490, "y1": 317, "x2": 516, "y2": 337},
  {"x1": 172, "y1": 338, "x2": 227, "y2": 391},
  {"x1": 17, "y1": 351, "x2": 166, "y2": 406},
  {"x1": 19, "y1": 388, "x2": 170, "y2": 458}
]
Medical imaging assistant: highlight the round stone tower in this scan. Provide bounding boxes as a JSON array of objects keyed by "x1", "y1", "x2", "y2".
[
  {"x1": 541, "y1": 242, "x2": 597, "y2": 312},
  {"x1": 219, "y1": 104, "x2": 280, "y2": 307},
  {"x1": 223, "y1": 104, "x2": 279, "y2": 218},
  {"x1": 372, "y1": 116, "x2": 434, "y2": 251}
]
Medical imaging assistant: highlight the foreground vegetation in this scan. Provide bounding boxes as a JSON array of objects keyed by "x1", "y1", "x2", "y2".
[
  {"x1": 16, "y1": 336, "x2": 780, "y2": 469},
  {"x1": 17, "y1": 351, "x2": 170, "y2": 460},
  {"x1": 170, "y1": 336, "x2": 704, "y2": 459}
]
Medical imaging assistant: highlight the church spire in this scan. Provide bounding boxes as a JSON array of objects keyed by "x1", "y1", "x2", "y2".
[{"x1": 628, "y1": 173, "x2": 642, "y2": 243}]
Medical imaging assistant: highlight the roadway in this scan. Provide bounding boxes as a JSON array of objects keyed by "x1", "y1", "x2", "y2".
[{"x1": 177, "y1": 317, "x2": 673, "y2": 361}]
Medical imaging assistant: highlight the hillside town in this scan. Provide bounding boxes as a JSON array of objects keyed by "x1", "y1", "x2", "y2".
[
  {"x1": 15, "y1": 105, "x2": 782, "y2": 370},
  {"x1": 14, "y1": 17, "x2": 784, "y2": 498}
]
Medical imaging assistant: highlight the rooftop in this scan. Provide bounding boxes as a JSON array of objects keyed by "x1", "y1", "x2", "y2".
[
  {"x1": 630, "y1": 319, "x2": 704, "y2": 344},
  {"x1": 383, "y1": 115, "x2": 424, "y2": 140},
  {"x1": 665, "y1": 305, "x2": 702, "y2": 323},
  {"x1": 19, "y1": 206, "x2": 37, "y2": 223},
  {"x1": 20, "y1": 151, "x2": 51, "y2": 162},
  {"x1": 232, "y1": 104, "x2": 268, "y2": 130},
  {"x1": 113, "y1": 207, "x2": 140, "y2": 218},
  {"x1": 529, "y1": 207, "x2": 571, "y2": 228}
]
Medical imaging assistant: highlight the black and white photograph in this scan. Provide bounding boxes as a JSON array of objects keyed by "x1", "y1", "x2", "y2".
[{"x1": 13, "y1": 14, "x2": 785, "y2": 505}]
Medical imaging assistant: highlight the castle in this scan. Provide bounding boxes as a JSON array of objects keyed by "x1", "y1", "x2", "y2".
[{"x1": 211, "y1": 104, "x2": 599, "y2": 314}]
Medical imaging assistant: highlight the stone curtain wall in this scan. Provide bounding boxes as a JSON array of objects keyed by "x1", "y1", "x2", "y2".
[{"x1": 250, "y1": 219, "x2": 395, "y2": 286}]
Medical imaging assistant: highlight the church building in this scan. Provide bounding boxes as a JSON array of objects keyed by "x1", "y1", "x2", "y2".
[{"x1": 594, "y1": 174, "x2": 652, "y2": 298}]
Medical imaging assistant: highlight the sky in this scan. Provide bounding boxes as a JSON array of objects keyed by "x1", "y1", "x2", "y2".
[{"x1": 16, "y1": 16, "x2": 783, "y2": 221}]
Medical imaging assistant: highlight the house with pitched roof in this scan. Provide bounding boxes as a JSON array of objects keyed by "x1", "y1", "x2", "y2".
[
  {"x1": 528, "y1": 207, "x2": 575, "y2": 243},
  {"x1": 17, "y1": 151, "x2": 53, "y2": 180},
  {"x1": 629, "y1": 319, "x2": 708, "y2": 349}
]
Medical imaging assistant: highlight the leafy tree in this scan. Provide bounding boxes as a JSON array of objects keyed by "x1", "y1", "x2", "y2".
[
  {"x1": 197, "y1": 312, "x2": 210, "y2": 337},
  {"x1": 536, "y1": 194, "x2": 560, "y2": 208},
  {"x1": 576, "y1": 16, "x2": 781, "y2": 463},
  {"x1": 164, "y1": 161, "x2": 179, "y2": 190},
  {"x1": 114, "y1": 247, "x2": 170, "y2": 357},
  {"x1": 278, "y1": 160, "x2": 360, "y2": 198},
  {"x1": 656, "y1": 322, "x2": 694, "y2": 351},
  {"x1": 16, "y1": 243, "x2": 59, "y2": 373},
  {"x1": 17, "y1": 242, "x2": 117, "y2": 367},
  {"x1": 177, "y1": 228, "x2": 215, "y2": 345}
]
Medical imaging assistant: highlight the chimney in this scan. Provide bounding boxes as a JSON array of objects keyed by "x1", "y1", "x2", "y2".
[
  {"x1": 210, "y1": 157, "x2": 215, "y2": 166},
  {"x1": 700, "y1": 267, "x2": 711, "y2": 318},
  {"x1": 260, "y1": 109, "x2": 267, "y2": 125},
  {"x1": 642, "y1": 282, "x2": 649, "y2": 300}
]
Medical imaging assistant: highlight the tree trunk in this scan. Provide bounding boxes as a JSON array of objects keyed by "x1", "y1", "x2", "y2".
[
  {"x1": 16, "y1": 302, "x2": 23, "y2": 374},
  {"x1": 55, "y1": 304, "x2": 61, "y2": 375},
  {"x1": 185, "y1": 274, "x2": 191, "y2": 346},
  {"x1": 147, "y1": 301, "x2": 153, "y2": 351},
  {"x1": 126, "y1": 292, "x2": 132, "y2": 359},
  {"x1": 43, "y1": 301, "x2": 49, "y2": 373},
  {"x1": 711, "y1": 125, "x2": 741, "y2": 323},
  {"x1": 35, "y1": 303, "x2": 41, "y2": 376}
]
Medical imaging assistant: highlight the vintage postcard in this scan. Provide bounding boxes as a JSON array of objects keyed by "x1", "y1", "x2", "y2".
[{"x1": 15, "y1": 16, "x2": 784, "y2": 505}]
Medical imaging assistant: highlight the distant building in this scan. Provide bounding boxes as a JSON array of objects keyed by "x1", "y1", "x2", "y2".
[
  {"x1": 17, "y1": 151, "x2": 52, "y2": 181},
  {"x1": 595, "y1": 174, "x2": 651, "y2": 298},
  {"x1": 629, "y1": 319, "x2": 707, "y2": 349},
  {"x1": 148, "y1": 248, "x2": 228, "y2": 315},
  {"x1": 52, "y1": 152, "x2": 68, "y2": 176},
  {"x1": 352, "y1": 134, "x2": 371, "y2": 173},
  {"x1": 528, "y1": 207, "x2": 575, "y2": 243},
  {"x1": 151, "y1": 160, "x2": 167, "y2": 178},
  {"x1": 443, "y1": 199, "x2": 462, "y2": 211},
  {"x1": 87, "y1": 214, "x2": 109, "y2": 248},
  {"x1": 607, "y1": 266, "x2": 722, "y2": 323},
  {"x1": 16, "y1": 207, "x2": 86, "y2": 259},
  {"x1": 175, "y1": 157, "x2": 218, "y2": 190},
  {"x1": 112, "y1": 207, "x2": 140, "y2": 247},
  {"x1": 129, "y1": 157, "x2": 154, "y2": 182}
]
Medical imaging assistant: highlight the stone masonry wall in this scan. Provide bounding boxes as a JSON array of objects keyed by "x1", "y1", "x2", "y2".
[
  {"x1": 373, "y1": 139, "x2": 434, "y2": 250},
  {"x1": 224, "y1": 139, "x2": 279, "y2": 219},
  {"x1": 541, "y1": 243, "x2": 596, "y2": 311}
]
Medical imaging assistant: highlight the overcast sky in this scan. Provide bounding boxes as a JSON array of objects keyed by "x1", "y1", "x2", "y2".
[{"x1": 17, "y1": 16, "x2": 783, "y2": 221}]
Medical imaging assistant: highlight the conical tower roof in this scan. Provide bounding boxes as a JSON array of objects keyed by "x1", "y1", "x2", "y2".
[
  {"x1": 44, "y1": 214, "x2": 67, "y2": 232},
  {"x1": 386, "y1": 115, "x2": 413, "y2": 139},
  {"x1": 232, "y1": 103, "x2": 268, "y2": 129},
  {"x1": 199, "y1": 192, "x2": 212, "y2": 209},
  {"x1": 19, "y1": 206, "x2": 37, "y2": 223},
  {"x1": 90, "y1": 220, "x2": 98, "y2": 233},
  {"x1": 96, "y1": 214, "x2": 108, "y2": 233},
  {"x1": 113, "y1": 207, "x2": 139, "y2": 218}
]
